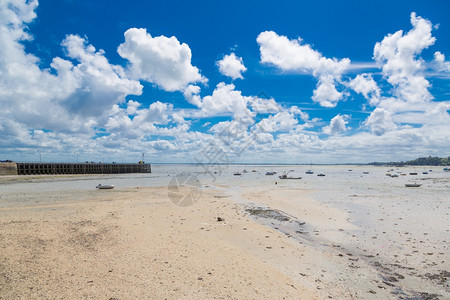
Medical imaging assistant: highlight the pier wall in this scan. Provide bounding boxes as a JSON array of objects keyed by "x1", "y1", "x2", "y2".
[
  {"x1": 0, "y1": 162, "x2": 18, "y2": 175},
  {"x1": 11, "y1": 163, "x2": 151, "y2": 175}
]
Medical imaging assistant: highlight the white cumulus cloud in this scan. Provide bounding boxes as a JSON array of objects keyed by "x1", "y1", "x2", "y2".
[
  {"x1": 360, "y1": 12, "x2": 450, "y2": 137},
  {"x1": 365, "y1": 108, "x2": 397, "y2": 136},
  {"x1": 186, "y1": 82, "x2": 279, "y2": 119},
  {"x1": 0, "y1": 0, "x2": 143, "y2": 152},
  {"x1": 256, "y1": 111, "x2": 299, "y2": 133},
  {"x1": 118, "y1": 28, "x2": 207, "y2": 92},
  {"x1": 433, "y1": 51, "x2": 450, "y2": 72},
  {"x1": 373, "y1": 12, "x2": 435, "y2": 105},
  {"x1": 58, "y1": 34, "x2": 143, "y2": 116},
  {"x1": 0, "y1": 0, "x2": 142, "y2": 135},
  {"x1": 216, "y1": 53, "x2": 247, "y2": 80},
  {"x1": 197, "y1": 82, "x2": 253, "y2": 117},
  {"x1": 322, "y1": 114, "x2": 349, "y2": 135},
  {"x1": 257, "y1": 30, "x2": 350, "y2": 107},
  {"x1": 348, "y1": 73, "x2": 381, "y2": 105}
]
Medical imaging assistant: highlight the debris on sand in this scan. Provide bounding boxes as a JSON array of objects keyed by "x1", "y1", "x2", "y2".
[{"x1": 245, "y1": 207, "x2": 290, "y2": 222}]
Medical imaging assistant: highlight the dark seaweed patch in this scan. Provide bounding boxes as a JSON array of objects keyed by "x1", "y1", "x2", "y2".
[{"x1": 245, "y1": 208, "x2": 290, "y2": 222}]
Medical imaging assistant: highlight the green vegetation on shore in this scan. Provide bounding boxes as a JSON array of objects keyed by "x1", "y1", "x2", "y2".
[{"x1": 369, "y1": 156, "x2": 450, "y2": 166}]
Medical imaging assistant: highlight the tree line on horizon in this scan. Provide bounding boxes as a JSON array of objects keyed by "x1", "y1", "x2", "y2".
[{"x1": 369, "y1": 156, "x2": 450, "y2": 166}]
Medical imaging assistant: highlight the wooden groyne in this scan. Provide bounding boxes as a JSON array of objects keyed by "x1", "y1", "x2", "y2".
[{"x1": 1, "y1": 162, "x2": 151, "y2": 175}]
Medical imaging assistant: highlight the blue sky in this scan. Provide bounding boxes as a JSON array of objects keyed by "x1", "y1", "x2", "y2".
[{"x1": 0, "y1": 0, "x2": 449, "y2": 163}]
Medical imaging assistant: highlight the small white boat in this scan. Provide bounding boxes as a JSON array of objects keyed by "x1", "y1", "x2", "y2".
[
  {"x1": 305, "y1": 163, "x2": 314, "y2": 174},
  {"x1": 96, "y1": 184, "x2": 115, "y2": 189},
  {"x1": 405, "y1": 183, "x2": 421, "y2": 187}
]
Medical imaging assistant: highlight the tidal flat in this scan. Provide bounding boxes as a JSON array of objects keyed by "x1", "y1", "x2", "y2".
[{"x1": 0, "y1": 164, "x2": 448, "y2": 299}]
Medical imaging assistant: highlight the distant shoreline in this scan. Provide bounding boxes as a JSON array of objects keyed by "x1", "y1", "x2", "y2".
[{"x1": 368, "y1": 155, "x2": 449, "y2": 166}]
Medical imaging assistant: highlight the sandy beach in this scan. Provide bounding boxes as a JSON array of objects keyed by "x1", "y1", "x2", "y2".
[{"x1": 0, "y1": 165, "x2": 448, "y2": 299}]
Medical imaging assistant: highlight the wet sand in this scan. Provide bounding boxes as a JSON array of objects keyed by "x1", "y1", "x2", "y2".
[{"x1": 0, "y1": 166, "x2": 449, "y2": 299}]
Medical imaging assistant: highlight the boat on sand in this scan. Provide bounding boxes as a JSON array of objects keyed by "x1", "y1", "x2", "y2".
[
  {"x1": 96, "y1": 184, "x2": 115, "y2": 189},
  {"x1": 279, "y1": 171, "x2": 302, "y2": 179},
  {"x1": 305, "y1": 163, "x2": 314, "y2": 174},
  {"x1": 405, "y1": 183, "x2": 421, "y2": 187}
]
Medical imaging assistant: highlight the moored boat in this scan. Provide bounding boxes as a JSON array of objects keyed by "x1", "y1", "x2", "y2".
[
  {"x1": 305, "y1": 163, "x2": 314, "y2": 174},
  {"x1": 96, "y1": 184, "x2": 115, "y2": 189},
  {"x1": 405, "y1": 183, "x2": 421, "y2": 187},
  {"x1": 278, "y1": 174, "x2": 302, "y2": 179},
  {"x1": 279, "y1": 170, "x2": 301, "y2": 179}
]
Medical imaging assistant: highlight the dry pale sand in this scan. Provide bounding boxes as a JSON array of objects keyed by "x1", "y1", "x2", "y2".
[
  {"x1": 0, "y1": 184, "x2": 319, "y2": 299},
  {"x1": 0, "y1": 170, "x2": 448, "y2": 299}
]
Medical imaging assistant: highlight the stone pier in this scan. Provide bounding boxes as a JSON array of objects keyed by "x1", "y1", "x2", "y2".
[
  {"x1": 0, "y1": 162, "x2": 18, "y2": 175},
  {"x1": 0, "y1": 162, "x2": 151, "y2": 175}
]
